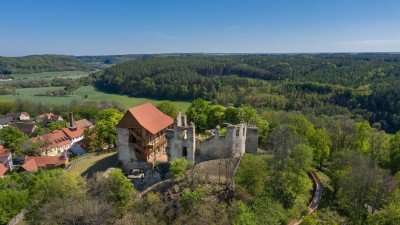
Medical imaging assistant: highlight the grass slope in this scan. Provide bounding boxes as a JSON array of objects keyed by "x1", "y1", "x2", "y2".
[{"x1": 67, "y1": 152, "x2": 117, "y2": 177}]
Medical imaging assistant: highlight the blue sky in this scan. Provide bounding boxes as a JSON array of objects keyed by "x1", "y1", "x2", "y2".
[{"x1": 1, "y1": 0, "x2": 400, "y2": 56}]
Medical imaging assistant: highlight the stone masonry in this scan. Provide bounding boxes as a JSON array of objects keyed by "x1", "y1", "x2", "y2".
[{"x1": 166, "y1": 112, "x2": 258, "y2": 163}]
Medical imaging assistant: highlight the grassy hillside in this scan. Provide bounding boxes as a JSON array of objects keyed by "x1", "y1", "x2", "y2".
[
  {"x1": 1, "y1": 85, "x2": 190, "y2": 110},
  {"x1": 0, "y1": 55, "x2": 93, "y2": 74}
]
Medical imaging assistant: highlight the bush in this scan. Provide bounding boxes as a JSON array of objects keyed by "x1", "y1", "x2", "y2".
[
  {"x1": 170, "y1": 158, "x2": 192, "y2": 179},
  {"x1": 181, "y1": 188, "x2": 205, "y2": 208}
]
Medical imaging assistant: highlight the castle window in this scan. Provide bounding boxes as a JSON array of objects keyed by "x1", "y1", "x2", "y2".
[
  {"x1": 182, "y1": 130, "x2": 188, "y2": 140},
  {"x1": 182, "y1": 146, "x2": 188, "y2": 157},
  {"x1": 236, "y1": 129, "x2": 240, "y2": 136},
  {"x1": 243, "y1": 127, "x2": 245, "y2": 136},
  {"x1": 129, "y1": 133, "x2": 137, "y2": 144}
]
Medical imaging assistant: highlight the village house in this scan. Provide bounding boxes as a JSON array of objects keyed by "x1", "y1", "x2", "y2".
[
  {"x1": 32, "y1": 130, "x2": 72, "y2": 156},
  {"x1": 0, "y1": 118, "x2": 11, "y2": 129},
  {"x1": 62, "y1": 113, "x2": 85, "y2": 142},
  {"x1": 31, "y1": 113, "x2": 85, "y2": 156},
  {"x1": 6, "y1": 112, "x2": 30, "y2": 121},
  {"x1": 0, "y1": 145, "x2": 13, "y2": 177},
  {"x1": 74, "y1": 118, "x2": 93, "y2": 129},
  {"x1": 20, "y1": 156, "x2": 68, "y2": 172},
  {"x1": 35, "y1": 113, "x2": 64, "y2": 126},
  {"x1": 116, "y1": 103, "x2": 173, "y2": 171},
  {"x1": 10, "y1": 122, "x2": 38, "y2": 136}
]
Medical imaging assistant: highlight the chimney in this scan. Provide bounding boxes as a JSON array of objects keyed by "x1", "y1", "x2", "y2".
[{"x1": 69, "y1": 112, "x2": 77, "y2": 131}]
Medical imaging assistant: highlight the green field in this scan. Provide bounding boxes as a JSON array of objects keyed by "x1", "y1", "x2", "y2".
[
  {"x1": 10, "y1": 71, "x2": 89, "y2": 80},
  {"x1": 1, "y1": 85, "x2": 191, "y2": 111},
  {"x1": 74, "y1": 86, "x2": 190, "y2": 110},
  {"x1": 15, "y1": 86, "x2": 65, "y2": 95}
]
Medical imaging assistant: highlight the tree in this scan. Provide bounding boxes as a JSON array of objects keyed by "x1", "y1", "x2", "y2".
[
  {"x1": 207, "y1": 105, "x2": 226, "y2": 128},
  {"x1": 234, "y1": 154, "x2": 266, "y2": 197},
  {"x1": 309, "y1": 128, "x2": 331, "y2": 169},
  {"x1": 95, "y1": 108, "x2": 123, "y2": 146},
  {"x1": 46, "y1": 121, "x2": 67, "y2": 132},
  {"x1": 329, "y1": 118, "x2": 357, "y2": 156},
  {"x1": 224, "y1": 106, "x2": 243, "y2": 124},
  {"x1": 0, "y1": 126, "x2": 28, "y2": 155},
  {"x1": 386, "y1": 131, "x2": 400, "y2": 174},
  {"x1": 337, "y1": 154, "x2": 389, "y2": 223},
  {"x1": 156, "y1": 101, "x2": 179, "y2": 118},
  {"x1": 233, "y1": 201, "x2": 256, "y2": 225},
  {"x1": 355, "y1": 121, "x2": 372, "y2": 152},
  {"x1": 84, "y1": 129, "x2": 103, "y2": 153},
  {"x1": 105, "y1": 169, "x2": 134, "y2": 216},
  {"x1": 186, "y1": 99, "x2": 210, "y2": 132}
]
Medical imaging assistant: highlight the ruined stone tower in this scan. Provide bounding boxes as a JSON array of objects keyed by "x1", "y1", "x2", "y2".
[
  {"x1": 165, "y1": 112, "x2": 196, "y2": 162},
  {"x1": 166, "y1": 112, "x2": 258, "y2": 163}
]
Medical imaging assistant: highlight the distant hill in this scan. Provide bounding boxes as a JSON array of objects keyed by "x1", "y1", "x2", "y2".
[
  {"x1": 0, "y1": 55, "x2": 93, "y2": 74},
  {"x1": 76, "y1": 53, "x2": 212, "y2": 68}
]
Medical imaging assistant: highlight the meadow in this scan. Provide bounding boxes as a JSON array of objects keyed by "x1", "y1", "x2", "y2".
[{"x1": 1, "y1": 85, "x2": 191, "y2": 111}]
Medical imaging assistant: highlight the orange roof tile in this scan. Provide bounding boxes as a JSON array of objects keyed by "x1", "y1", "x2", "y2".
[
  {"x1": 37, "y1": 113, "x2": 55, "y2": 119},
  {"x1": 116, "y1": 103, "x2": 173, "y2": 134},
  {"x1": 32, "y1": 130, "x2": 72, "y2": 151},
  {"x1": 25, "y1": 156, "x2": 68, "y2": 168},
  {"x1": 0, "y1": 164, "x2": 8, "y2": 176},
  {"x1": 74, "y1": 119, "x2": 92, "y2": 129},
  {"x1": 21, "y1": 158, "x2": 38, "y2": 172},
  {"x1": 0, "y1": 145, "x2": 11, "y2": 158},
  {"x1": 61, "y1": 127, "x2": 84, "y2": 139}
]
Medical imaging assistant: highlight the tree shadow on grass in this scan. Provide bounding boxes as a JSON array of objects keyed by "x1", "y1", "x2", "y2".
[{"x1": 82, "y1": 154, "x2": 118, "y2": 178}]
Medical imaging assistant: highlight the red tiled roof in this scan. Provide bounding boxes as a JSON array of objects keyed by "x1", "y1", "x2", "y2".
[
  {"x1": 74, "y1": 119, "x2": 92, "y2": 129},
  {"x1": 0, "y1": 164, "x2": 8, "y2": 176},
  {"x1": 25, "y1": 156, "x2": 68, "y2": 168},
  {"x1": 37, "y1": 113, "x2": 55, "y2": 119},
  {"x1": 116, "y1": 103, "x2": 173, "y2": 134},
  {"x1": 0, "y1": 145, "x2": 11, "y2": 158},
  {"x1": 32, "y1": 130, "x2": 72, "y2": 151},
  {"x1": 62, "y1": 127, "x2": 84, "y2": 139},
  {"x1": 21, "y1": 158, "x2": 38, "y2": 172}
]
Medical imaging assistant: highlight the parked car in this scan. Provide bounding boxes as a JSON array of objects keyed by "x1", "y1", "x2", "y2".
[{"x1": 127, "y1": 169, "x2": 145, "y2": 179}]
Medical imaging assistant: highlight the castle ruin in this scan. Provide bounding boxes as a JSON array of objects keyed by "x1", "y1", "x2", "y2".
[{"x1": 166, "y1": 112, "x2": 258, "y2": 163}]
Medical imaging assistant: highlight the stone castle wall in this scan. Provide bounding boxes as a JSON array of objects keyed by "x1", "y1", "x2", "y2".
[
  {"x1": 166, "y1": 113, "x2": 258, "y2": 163},
  {"x1": 245, "y1": 125, "x2": 258, "y2": 154}
]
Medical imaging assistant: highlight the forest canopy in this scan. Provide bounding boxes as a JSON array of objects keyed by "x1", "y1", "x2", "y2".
[{"x1": 93, "y1": 54, "x2": 400, "y2": 133}]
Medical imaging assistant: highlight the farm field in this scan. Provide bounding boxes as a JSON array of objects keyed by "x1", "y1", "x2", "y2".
[
  {"x1": 10, "y1": 71, "x2": 89, "y2": 80},
  {"x1": 1, "y1": 85, "x2": 191, "y2": 111},
  {"x1": 74, "y1": 86, "x2": 191, "y2": 110}
]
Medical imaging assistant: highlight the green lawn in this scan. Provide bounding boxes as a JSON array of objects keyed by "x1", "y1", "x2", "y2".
[
  {"x1": 67, "y1": 152, "x2": 117, "y2": 177},
  {"x1": 1, "y1": 85, "x2": 191, "y2": 111}
]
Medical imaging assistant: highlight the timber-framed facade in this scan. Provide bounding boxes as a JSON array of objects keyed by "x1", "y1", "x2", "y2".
[{"x1": 116, "y1": 103, "x2": 173, "y2": 171}]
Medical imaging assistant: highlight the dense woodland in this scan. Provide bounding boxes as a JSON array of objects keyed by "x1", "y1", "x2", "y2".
[
  {"x1": 93, "y1": 54, "x2": 400, "y2": 133},
  {"x1": 0, "y1": 55, "x2": 93, "y2": 74}
]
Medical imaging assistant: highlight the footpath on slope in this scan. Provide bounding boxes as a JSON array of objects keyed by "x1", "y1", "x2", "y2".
[{"x1": 288, "y1": 171, "x2": 323, "y2": 225}]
